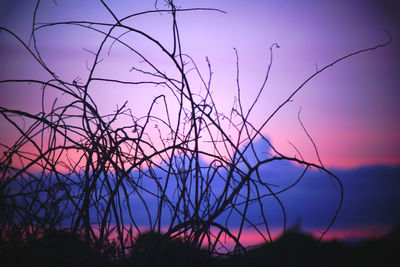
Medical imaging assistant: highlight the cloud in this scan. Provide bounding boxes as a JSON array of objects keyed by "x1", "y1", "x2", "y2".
[
  {"x1": 121, "y1": 137, "x2": 400, "y2": 233},
  {"x1": 249, "y1": 163, "x2": 400, "y2": 231},
  {"x1": 4, "y1": 137, "x2": 399, "y2": 237}
]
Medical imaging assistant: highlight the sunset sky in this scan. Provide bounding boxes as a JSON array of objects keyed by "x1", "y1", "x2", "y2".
[
  {"x1": 1, "y1": 0, "x2": 399, "y2": 168},
  {"x1": 1, "y1": 0, "x2": 399, "y2": 244}
]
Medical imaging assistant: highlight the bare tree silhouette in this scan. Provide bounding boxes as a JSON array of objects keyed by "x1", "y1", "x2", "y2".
[{"x1": 0, "y1": 0, "x2": 391, "y2": 264}]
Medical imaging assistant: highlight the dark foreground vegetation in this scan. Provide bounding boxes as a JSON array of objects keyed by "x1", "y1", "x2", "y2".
[{"x1": 1, "y1": 226, "x2": 399, "y2": 267}]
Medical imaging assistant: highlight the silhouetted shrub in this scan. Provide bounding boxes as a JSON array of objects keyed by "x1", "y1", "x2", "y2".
[
  {"x1": 347, "y1": 226, "x2": 400, "y2": 267},
  {"x1": 119, "y1": 231, "x2": 219, "y2": 267},
  {"x1": 1, "y1": 230, "x2": 109, "y2": 267},
  {"x1": 223, "y1": 228, "x2": 349, "y2": 267},
  {"x1": 220, "y1": 226, "x2": 400, "y2": 267}
]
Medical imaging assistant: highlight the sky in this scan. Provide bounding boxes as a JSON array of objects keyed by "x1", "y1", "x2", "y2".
[
  {"x1": 1, "y1": 0, "x2": 400, "y2": 245},
  {"x1": 1, "y1": 0, "x2": 399, "y2": 168}
]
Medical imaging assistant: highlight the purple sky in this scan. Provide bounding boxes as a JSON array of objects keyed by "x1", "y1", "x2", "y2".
[
  {"x1": 1, "y1": 0, "x2": 400, "y2": 243},
  {"x1": 1, "y1": 0, "x2": 399, "y2": 168}
]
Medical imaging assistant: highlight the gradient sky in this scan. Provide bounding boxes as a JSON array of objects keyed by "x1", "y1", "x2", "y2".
[
  {"x1": 1, "y1": 0, "x2": 399, "y2": 168},
  {"x1": 1, "y1": 0, "x2": 400, "y2": 244}
]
